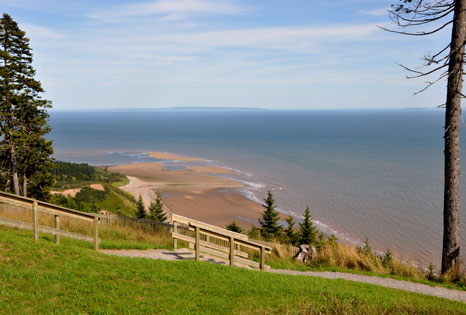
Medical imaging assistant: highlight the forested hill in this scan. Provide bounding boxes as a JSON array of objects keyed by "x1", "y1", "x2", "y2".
[{"x1": 49, "y1": 161, "x2": 136, "y2": 216}]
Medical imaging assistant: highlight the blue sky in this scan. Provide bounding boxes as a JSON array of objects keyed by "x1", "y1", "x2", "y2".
[{"x1": 1, "y1": 0, "x2": 452, "y2": 110}]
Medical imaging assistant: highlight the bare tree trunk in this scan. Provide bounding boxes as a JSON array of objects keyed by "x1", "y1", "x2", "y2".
[
  {"x1": 23, "y1": 175, "x2": 27, "y2": 198},
  {"x1": 442, "y1": 0, "x2": 466, "y2": 275},
  {"x1": 8, "y1": 127, "x2": 20, "y2": 195}
]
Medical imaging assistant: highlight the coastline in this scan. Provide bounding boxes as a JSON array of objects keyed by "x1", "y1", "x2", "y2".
[{"x1": 108, "y1": 154, "x2": 267, "y2": 230}]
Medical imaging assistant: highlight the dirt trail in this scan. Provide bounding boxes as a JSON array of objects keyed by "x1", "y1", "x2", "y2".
[{"x1": 100, "y1": 248, "x2": 466, "y2": 303}]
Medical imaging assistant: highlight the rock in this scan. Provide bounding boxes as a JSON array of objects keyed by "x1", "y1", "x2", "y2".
[{"x1": 294, "y1": 244, "x2": 317, "y2": 263}]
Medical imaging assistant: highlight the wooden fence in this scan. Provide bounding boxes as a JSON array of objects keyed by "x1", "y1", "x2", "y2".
[
  {"x1": 172, "y1": 214, "x2": 271, "y2": 270},
  {"x1": 0, "y1": 191, "x2": 100, "y2": 250},
  {"x1": 98, "y1": 214, "x2": 172, "y2": 233}
]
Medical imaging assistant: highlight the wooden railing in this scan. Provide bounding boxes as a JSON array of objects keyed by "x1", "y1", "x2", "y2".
[
  {"x1": 172, "y1": 214, "x2": 271, "y2": 271},
  {"x1": 0, "y1": 191, "x2": 100, "y2": 250}
]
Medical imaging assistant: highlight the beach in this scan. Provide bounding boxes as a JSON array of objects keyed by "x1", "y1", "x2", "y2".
[{"x1": 108, "y1": 153, "x2": 265, "y2": 230}]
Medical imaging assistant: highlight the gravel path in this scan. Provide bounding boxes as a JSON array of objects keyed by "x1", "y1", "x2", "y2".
[{"x1": 100, "y1": 249, "x2": 466, "y2": 303}]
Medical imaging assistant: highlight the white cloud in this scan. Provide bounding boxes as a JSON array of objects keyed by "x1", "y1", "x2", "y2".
[
  {"x1": 88, "y1": 0, "x2": 249, "y2": 22},
  {"x1": 22, "y1": 24, "x2": 67, "y2": 39},
  {"x1": 361, "y1": 8, "x2": 389, "y2": 17}
]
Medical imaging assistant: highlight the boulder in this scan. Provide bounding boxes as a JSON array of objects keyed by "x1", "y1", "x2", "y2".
[{"x1": 294, "y1": 244, "x2": 317, "y2": 263}]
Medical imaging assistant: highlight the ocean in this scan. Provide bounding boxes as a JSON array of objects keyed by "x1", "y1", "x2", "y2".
[{"x1": 48, "y1": 109, "x2": 466, "y2": 266}]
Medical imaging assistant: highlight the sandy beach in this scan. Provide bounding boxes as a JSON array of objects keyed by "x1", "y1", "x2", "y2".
[{"x1": 108, "y1": 160, "x2": 264, "y2": 230}]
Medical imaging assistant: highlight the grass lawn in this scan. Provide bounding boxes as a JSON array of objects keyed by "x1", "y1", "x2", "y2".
[{"x1": 0, "y1": 226, "x2": 465, "y2": 314}]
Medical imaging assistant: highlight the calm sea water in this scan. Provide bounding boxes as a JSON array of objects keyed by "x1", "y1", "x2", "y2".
[{"x1": 48, "y1": 109, "x2": 466, "y2": 266}]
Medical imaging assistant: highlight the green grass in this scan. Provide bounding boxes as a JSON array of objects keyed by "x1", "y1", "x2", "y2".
[{"x1": 0, "y1": 226, "x2": 465, "y2": 314}]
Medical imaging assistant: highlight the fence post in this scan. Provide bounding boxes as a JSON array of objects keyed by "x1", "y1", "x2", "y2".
[
  {"x1": 173, "y1": 221, "x2": 178, "y2": 249},
  {"x1": 260, "y1": 246, "x2": 265, "y2": 271},
  {"x1": 93, "y1": 216, "x2": 99, "y2": 250},
  {"x1": 230, "y1": 236, "x2": 235, "y2": 266},
  {"x1": 55, "y1": 215, "x2": 60, "y2": 245},
  {"x1": 32, "y1": 201, "x2": 38, "y2": 242},
  {"x1": 195, "y1": 225, "x2": 200, "y2": 261}
]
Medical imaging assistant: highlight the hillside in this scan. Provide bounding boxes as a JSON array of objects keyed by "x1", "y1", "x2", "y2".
[
  {"x1": 0, "y1": 225, "x2": 464, "y2": 314},
  {"x1": 50, "y1": 161, "x2": 136, "y2": 216}
]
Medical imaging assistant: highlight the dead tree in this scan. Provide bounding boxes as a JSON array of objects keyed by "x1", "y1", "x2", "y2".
[{"x1": 382, "y1": 0, "x2": 466, "y2": 274}]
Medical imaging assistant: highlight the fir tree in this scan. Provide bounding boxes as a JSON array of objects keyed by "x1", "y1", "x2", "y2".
[
  {"x1": 226, "y1": 221, "x2": 243, "y2": 233},
  {"x1": 136, "y1": 195, "x2": 146, "y2": 219},
  {"x1": 148, "y1": 193, "x2": 167, "y2": 222},
  {"x1": 285, "y1": 216, "x2": 298, "y2": 245},
  {"x1": 258, "y1": 190, "x2": 282, "y2": 240},
  {"x1": 0, "y1": 13, "x2": 53, "y2": 198},
  {"x1": 299, "y1": 206, "x2": 316, "y2": 245}
]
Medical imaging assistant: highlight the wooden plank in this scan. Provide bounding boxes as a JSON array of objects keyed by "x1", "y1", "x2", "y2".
[
  {"x1": 172, "y1": 213, "x2": 248, "y2": 240},
  {"x1": 173, "y1": 221, "x2": 178, "y2": 249},
  {"x1": 38, "y1": 225, "x2": 94, "y2": 242},
  {"x1": 172, "y1": 232, "x2": 249, "y2": 258},
  {"x1": 93, "y1": 217, "x2": 99, "y2": 251},
  {"x1": 0, "y1": 191, "x2": 96, "y2": 221},
  {"x1": 195, "y1": 226, "x2": 200, "y2": 261},
  {"x1": 229, "y1": 235, "x2": 234, "y2": 266},
  {"x1": 32, "y1": 201, "x2": 38, "y2": 242},
  {"x1": 0, "y1": 217, "x2": 33, "y2": 230},
  {"x1": 37, "y1": 205, "x2": 94, "y2": 222}
]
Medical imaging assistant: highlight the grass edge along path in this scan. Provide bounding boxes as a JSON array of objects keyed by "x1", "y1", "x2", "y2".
[{"x1": 0, "y1": 226, "x2": 465, "y2": 314}]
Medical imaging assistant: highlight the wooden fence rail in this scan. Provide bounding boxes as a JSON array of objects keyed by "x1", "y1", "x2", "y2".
[
  {"x1": 0, "y1": 191, "x2": 100, "y2": 249},
  {"x1": 172, "y1": 214, "x2": 271, "y2": 271}
]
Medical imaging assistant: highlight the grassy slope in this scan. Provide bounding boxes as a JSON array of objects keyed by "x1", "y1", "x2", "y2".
[{"x1": 0, "y1": 226, "x2": 464, "y2": 314}]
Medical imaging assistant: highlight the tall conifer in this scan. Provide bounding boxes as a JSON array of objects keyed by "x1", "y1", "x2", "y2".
[
  {"x1": 0, "y1": 13, "x2": 53, "y2": 198},
  {"x1": 259, "y1": 190, "x2": 282, "y2": 240},
  {"x1": 149, "y1": 193, "x2": 167, "y2": 222},
  {"x1": 299, "y1": 206, "x2": 316, "y2": 245}
]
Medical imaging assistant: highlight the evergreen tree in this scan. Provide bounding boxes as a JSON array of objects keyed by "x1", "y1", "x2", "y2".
[
  {"x1": 299, "y1": 206, "x2": 316, "y2": 245},
  {"x1": 285, "y1": 216, "x2": 298, "y2": 245},
  {"x1": 148, "y1": 193, "x2": 167, "y2": 222},
  {"x1": 226, "y1": 221, "x2": 243, "y2": 233},
  {"x1": 0, "y1": 13, "x2": 53, "y2": 198},
  {"x1": 258, "y1": 190, "x2": 282, "y2": 240},
  {"x1": 136, "y1": 195, "x2": 146, "y2": 219}
]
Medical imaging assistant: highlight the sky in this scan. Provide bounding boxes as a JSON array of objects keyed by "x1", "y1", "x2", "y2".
[{"x1": 0, "y1": 0, "x2": 453, "y2": 110}]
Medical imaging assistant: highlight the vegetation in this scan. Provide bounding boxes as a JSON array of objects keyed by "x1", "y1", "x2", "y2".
[
  {"x1": 136, "y1": 195, "x2": 146, "y2": 219},
  {"x1": 385, "y1": 0, "x2": 465, "y2": 275},
  {"x1": 226, "y1": 221, "x2": 243, "y2": 233},
  {"x1": 51, "y1": 161, "x2": 127, "y2": 190},
  {"x1": 0, "y1": 13, "x2": 54, "y2": 199},
  {"x1": 0, "y1": 225, "x2": 464, "y2": 314},
  {"x1": 299, "y1": 206, "x2": 316, "y2": 245},
  {"x1": 148, "y1": 192, "x2": 167, "y2": 222},
  {"x1": 258, "y1": 190, "x2": 282, "y2": 240},
  {"x1": 284, "y1": 216, "x2": 298, "y2": 246},
  {"x1": 50, "y1": 184, "x2": 137, "y2": 216}
]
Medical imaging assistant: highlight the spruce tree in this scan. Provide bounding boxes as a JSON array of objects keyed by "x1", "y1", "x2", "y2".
[
  {"x1": 226, "y1": 221, "x2": 243, "y2": 233},
  {"x1": 258, "y1": 190, "x2": 282, "y2": 240},
  {"x1": 299, "y1": 206, "x2": 316, "y2": 245},
  {"x1": 148, "y1": 193, "x2": 167, "y2": 222},
  {"x1": 0, "y1": 13, "x2": 53, "y2": 198},
  {"x1": 285, "y1": 216, "x2": 297, "y2": 246},
  {"x1": 136, "y1": 195, "x2": 146, "y2": 219}
]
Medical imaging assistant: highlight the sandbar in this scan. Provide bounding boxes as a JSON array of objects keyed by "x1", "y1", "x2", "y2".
[
  {"x1": 109, "y1": 162, "x2": 263, "y2": 230},
  {"x1": 149, "y1": 151, "x2": 204, "y2": 162}
]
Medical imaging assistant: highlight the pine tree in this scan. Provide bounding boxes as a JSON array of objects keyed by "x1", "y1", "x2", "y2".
[
  {"x1": 258, "y1": 190, "x2": 282, "y2": 240},
  {"x1": 148, "y1": 193, "x2": 167, "y2": 222},
  {"x1": 285, "y1": 216, "x2": 297, "y2": 245},
  {"x1": 0, "y1": 13, "x2": 53, "y2": 198},
  {"x1": 299, "y1": 206, "x2": 316, "y2": 245},
  {"x1": 226, "y1": 221, "x2": 243, "y2": 233},
  {"x1": 136, "y1": 195, "x2": 146, "y2": 219}
]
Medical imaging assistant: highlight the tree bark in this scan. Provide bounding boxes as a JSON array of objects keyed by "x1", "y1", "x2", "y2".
[
  {"x1": 8, "y1": 127, "x2": 20, "y2": 195},
  {"x1": 442, "y1": 0, "x2": 466, "y2": 275},
  {"x1": 23, "y1": 175, "x2": 27, "y2": 198}
]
